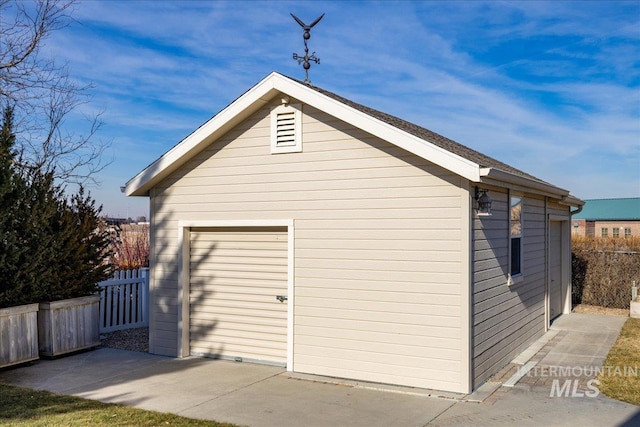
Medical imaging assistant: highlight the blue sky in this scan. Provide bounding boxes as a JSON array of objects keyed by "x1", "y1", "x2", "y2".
[{"x1": 39, "y1": 0, "x2": 640, "y2": 218}]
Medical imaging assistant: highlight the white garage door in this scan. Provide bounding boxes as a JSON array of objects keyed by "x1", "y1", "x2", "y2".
[{"x1": 189, "y1": 227, "x2": 288, "y2": 366}]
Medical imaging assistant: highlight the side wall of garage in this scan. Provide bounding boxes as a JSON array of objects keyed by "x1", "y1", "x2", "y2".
[
  {"x1": 471, "y1": 192, "x2": 571, "y2": 387},
  {"x1": 148, "y1": 95, "x2": 471, "y2": 393}
]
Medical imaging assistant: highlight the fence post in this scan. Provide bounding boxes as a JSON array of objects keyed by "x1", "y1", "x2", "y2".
[
  {"x1": 141, "y1": 267, "x2": 149, "y2": 327},
  {"x1": 98, "y1": 285, "x2": 106, "y2": 331}
]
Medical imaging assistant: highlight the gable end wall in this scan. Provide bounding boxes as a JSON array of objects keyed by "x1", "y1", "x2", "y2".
[{"x1": 147, "y1": 98, "x2": 470, "y2": 392}]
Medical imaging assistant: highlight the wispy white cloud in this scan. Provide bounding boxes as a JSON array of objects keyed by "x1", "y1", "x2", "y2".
[{"x1": 33, "y1": 0, "x2": 639, "y2": 215}]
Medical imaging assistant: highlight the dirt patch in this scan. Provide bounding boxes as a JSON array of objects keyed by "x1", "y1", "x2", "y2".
[
  {"x1": 572, "y1": 304, "x2": 628, "y2": 317},
  {"x1": 100, "y1": 327, "x2": 149, "y2": 353}
]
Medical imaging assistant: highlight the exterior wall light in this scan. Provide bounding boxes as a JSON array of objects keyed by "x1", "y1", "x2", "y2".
[{"x1": 474, "y1": 186, "x2": 492, "y2": 216}]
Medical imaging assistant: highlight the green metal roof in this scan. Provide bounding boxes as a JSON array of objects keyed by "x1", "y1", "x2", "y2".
[{"x1": 573, "y1": 198, "x2": 640, "y2": 220}]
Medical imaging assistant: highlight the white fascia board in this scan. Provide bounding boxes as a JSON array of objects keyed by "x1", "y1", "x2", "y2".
[
  {"x1": 479, "y1": 167, "x2": 571, "y2": 199},
  {"x1": 126, "y1": 73, "x2": 282, "y2": 196},
  {"x1": 272, "y1": 76, "x2": 482, "y2": 182},
  {"x1": 558, "y1": 194, "x2": 585, "y2": 207}
]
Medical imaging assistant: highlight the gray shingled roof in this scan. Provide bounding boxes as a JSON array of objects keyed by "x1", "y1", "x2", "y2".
[{"x1": 296, "y1": 77, "x2": 551, "y2": 186}]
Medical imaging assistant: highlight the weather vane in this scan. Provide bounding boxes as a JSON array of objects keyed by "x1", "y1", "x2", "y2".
[{"x1": 291, "y1": 13, "x2": 324, "y2": 84}]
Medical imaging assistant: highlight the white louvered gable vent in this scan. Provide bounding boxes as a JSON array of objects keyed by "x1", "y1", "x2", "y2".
[
  {"x1": 275, "y1": 111, "x2": 296, "y2": 146},
  {"x1": 271, "y1": 103, "x2": 302, "y2": 153}
]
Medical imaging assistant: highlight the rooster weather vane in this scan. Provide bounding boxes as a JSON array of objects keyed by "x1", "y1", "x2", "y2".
[{"x1": 291, "y1": 13, "x2": 324, "y2": 84}]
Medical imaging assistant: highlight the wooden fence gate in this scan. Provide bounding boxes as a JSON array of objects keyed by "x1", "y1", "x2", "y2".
[{"x1": 98, "y1": 268, "x2": 149, "y2": 333}]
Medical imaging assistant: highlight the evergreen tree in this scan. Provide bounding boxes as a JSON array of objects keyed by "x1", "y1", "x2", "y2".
[
  {"x1": 0, "y1": 106, "x2": 59, "y2": 306},
  {"x1": 50, "y1": 187, "x2": 112, "y2": 300},
  {"x1": 0, "y1": 106, "x2": 112, "y2": 308},
  {"x1": 0, "y1": 105, "x2": 32, "y2": 307},
  {"x1": 20, "y1": 171, "x2": 67, "y2": 301}
]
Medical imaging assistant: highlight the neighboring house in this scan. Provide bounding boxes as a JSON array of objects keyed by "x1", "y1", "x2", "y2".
[
  {"x1": 571, "y1": 198, "x2": 640, "y2": 238},
  {"x1": 103, "y1": 217, "x2": 131, "y2": 226},
  {"x1": 125, "y1": 72, "x2": 583, "y2": 394}
]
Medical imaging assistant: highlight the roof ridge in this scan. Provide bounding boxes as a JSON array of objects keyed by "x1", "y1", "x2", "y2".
[{"x1": 282, "y1": 73, "x2": 552, "y2": 187}]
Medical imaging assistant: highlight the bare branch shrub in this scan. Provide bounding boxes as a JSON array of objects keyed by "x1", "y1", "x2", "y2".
[
  {"x1": 572, "y1": 236, "x2": 640, "y2": 309},
  {"x1": 110, "y1": 223, "x2": 149, "y2": 270}
]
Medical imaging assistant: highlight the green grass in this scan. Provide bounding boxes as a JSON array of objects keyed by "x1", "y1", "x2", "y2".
[
  {"x1": 0, "y1": 384, "x2": 241, "y2": 427},
  {"x1": 598, "y1": 317, "x2": 640, "y2": 406}
]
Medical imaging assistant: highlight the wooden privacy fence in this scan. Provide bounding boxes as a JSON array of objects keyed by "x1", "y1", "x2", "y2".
[{"x1": 98, "y1": 268, "x2": 149, "y2": 333}]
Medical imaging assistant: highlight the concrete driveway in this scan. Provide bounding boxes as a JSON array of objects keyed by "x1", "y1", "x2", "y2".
[{"x1": 1, "y1": 313, "x2": 639, "y2": 427}]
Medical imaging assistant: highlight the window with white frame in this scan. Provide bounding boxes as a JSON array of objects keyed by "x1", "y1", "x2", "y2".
[
  {"x1": 510, "y1": 195, "x2": 523, "y2": 278},
  {"x1": 601, "y1": 228, "x2": 608, "y2": 237},
  {"x1": 271, "y1": 103, "x2": 302, "y2": 154},
  {"x1": 625, "y1": 228, "x2": 632, "y2": 238},
  {"x1": 613, "y1": 227, "x2": 620, "y2": 238}
]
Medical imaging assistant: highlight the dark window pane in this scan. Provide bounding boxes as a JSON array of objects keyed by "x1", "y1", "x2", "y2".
[{"x1": 511, "y1": 237, "x2": 521, "y2": 276}]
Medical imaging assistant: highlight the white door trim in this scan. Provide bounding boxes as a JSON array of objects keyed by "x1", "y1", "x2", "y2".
[
  {"x1": 176, "y1": 219, "x2": 294, "y2": 370},
  {"x1": 547, "y1": 216, "x2": 570, "y2": 329}
]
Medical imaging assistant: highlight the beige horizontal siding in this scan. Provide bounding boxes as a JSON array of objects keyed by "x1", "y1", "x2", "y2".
[
  {"x1": 296, "y1": 267, "x2": 460, "y2": 285},
  {"x1": 294, "y1": 351, "x2": 462, "y2": 391},
  {"x1": 149, "y1": 97, "x2": 466, "y2": 391},
  {"x1": 297, "y1": 248, "x2": 460, "y2": 262},
  {"x1": 148, "y1": 236, "x2": 179, "y2": 363},
  {"x1": 162, "y1": 174, "x2": 452, "y2": 195},
  {"x1": 148, "y1": 196, "x2": 179, "y2": 358}
]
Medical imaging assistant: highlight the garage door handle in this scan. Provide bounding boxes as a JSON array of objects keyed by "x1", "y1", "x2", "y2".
[{"x1": 276, "y1": 295, "x2": 288, "y2": 303}]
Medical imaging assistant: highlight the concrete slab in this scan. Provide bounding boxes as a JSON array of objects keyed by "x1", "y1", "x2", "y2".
[
  {"x1": 550, "y1": 312, "x2": 627, "y2": 333},
  {"x1": 1, "y1": 313, "x2": 638, "y2": 426},
  {"x1": 541, "y1": 313, "x2": 627, "y2": 368},
  {"x1": 72, "y1": 357, "x2": 285, "y2": 415},
  {"x1": 182, "y1": 374, "x2": 456, "y2": 427},
  {"x1": 431, "y1": 385, "x2": 639, "y2": 426},
  {"x1": 0, "y1": 349, "x2": 456, "y2": 427},
  {"x1": 287, "y1": 372, "x2": 464, "y2": 400}
]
